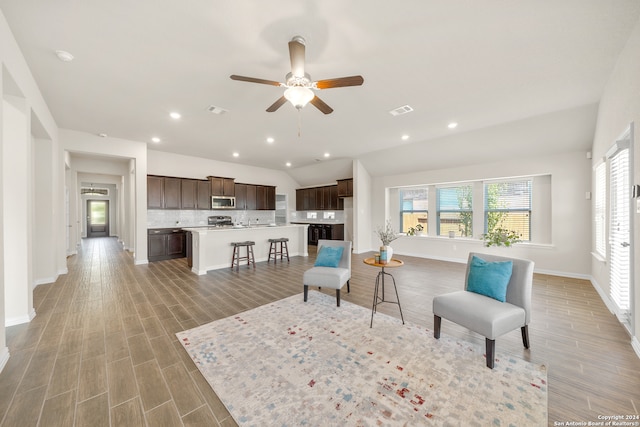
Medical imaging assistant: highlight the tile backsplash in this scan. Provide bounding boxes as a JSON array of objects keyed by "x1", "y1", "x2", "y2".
[{"x1": 148, "y1": 210, "x2": 276, "y2": 228}]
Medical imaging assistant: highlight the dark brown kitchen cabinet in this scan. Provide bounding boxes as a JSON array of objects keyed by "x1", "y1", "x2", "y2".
[
  {"x1": 296, "y1": 185, "x2": 340, "y2": 211},
  {"x1": 148, "y1": 228, "x2": 186, "y2": 262},
  {"x1": 337, "y1": 178, "x2": 353, "y2": 197},
  {"x1": 246, "y1": 185, "x2": 257, "y2": 210},
  {"x1": 266, "y1": 186, "x2": 276, "y2": 210},
  {"x1": 147, "y1": 175, "x2": 182, "y2": 209},
  {"x1": 209, "y1": 176, "x2": 235, "y2": 196},
  {"x1": 196, "y1": 180, "x2": 211, "y2": 209},
  {"x1": 256, "y1": 185, "x2": 275, "y2": 210},
  {"x1": 163, "y1": 177, "x2": 181, "y2": 209},
  {"x1": 147, "y1": 176, "x2": 164, "y2": 209},
  {"x1": 181, "y1": 179, "x2": 197, "y2": 209},
  {"x1": 235, "y1": 183, "x2": 247, "y2": 210}
]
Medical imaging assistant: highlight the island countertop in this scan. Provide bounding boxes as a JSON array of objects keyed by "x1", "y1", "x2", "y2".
[{"x1": 186, "y1": 224, "x2": 308, "y2": 274}]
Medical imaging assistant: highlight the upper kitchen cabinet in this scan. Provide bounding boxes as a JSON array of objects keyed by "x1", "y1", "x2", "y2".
[
  {"x1": 295, "y1": 185, "x2": 341, "y2": 211},
  {"x1": 163, "y1": 177, "x2": 181, "y2": 209},
  {"x1": 337, "y1": 178, "x2": 353, "y2": 197},
  {"x1": 256, "y1": 185, "x2": 276, "y2": 210},
  {"x1": 196, "y1": 180, "x2": 211, "y2": 210},
  {"x1": 209, "y1": 176, "x2": 235, "y2": 196},
  {"x1": 147, "y1": 176, "x2": 164, "y2": 209},
  {"x1": 181, "y1": 179, "x2": 197, "y2": 210},
  {"x1": 147, "y1": 175, "x2": 181, "y2": 209}
]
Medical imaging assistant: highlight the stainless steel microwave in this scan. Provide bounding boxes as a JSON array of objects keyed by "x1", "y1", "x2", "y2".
[{"x1": 211, "y1": 196, "x2": 236, "y2": 209}]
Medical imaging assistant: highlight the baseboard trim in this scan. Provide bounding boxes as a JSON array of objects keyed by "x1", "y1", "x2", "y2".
[
  {"x1": 0, "y1": 347, "x2": 9, "y2": 373},
  {"x1": 632, "y1": 337, "x2": 640, "y2": 360},
  {"x1": 6, "y1": 307, "x2": 36, "y2": 327},
  {"x1": 34, "y1": 276, "x2": 57, "y2": 287}
]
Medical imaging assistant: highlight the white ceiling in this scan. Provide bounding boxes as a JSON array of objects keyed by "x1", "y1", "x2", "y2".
[{"x1": 1, "y1": 1, "x2": 639, "y2": 174}]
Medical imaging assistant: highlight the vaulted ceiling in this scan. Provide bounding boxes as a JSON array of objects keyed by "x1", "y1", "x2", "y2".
[{"x1": 1, "y1": 1, "x2": 639, "y2": 174}]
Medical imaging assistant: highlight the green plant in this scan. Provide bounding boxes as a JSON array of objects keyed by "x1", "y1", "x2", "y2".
[
  {"x1": 414, "y1": 224, "x2": 424, "y2": 232},
  {"x1": 481, "y1": 228, "x2": 521, "y2": 247},
  {"x1": 376, "y1": 220, "x2": 399, "y2": 245},
  {"x1": 406, "y1": 227, "x2": 416, "y2": 236}
]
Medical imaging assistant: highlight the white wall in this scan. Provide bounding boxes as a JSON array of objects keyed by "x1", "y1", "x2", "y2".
[
  {"x1": 353, "y1": 160, "x2": 372, "y2": 253},
  {"x1": 2, "y1": 95, "x2": 33, "y2": 325},
  {"x1": 370, "y1": 149, "x2": 592, "y2": 277},
  {"x1": 591, "y1": 17, "x2": 640, "y2": 348},
  {"x1": 33, "y1": 137, "x2": 56, "y2": 285}
]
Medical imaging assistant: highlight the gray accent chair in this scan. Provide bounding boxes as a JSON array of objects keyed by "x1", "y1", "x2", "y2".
[
  {"x1": 303, "y1": 240, "x2": 352, "y2": 306},
  {"x1": 433, "y1": 252, "x2": 534, "y2": 369}
]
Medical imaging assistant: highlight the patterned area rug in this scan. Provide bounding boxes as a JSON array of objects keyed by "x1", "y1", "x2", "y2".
[{"x1": 176, "y1": 291, "x2": 547, "y2": 426}]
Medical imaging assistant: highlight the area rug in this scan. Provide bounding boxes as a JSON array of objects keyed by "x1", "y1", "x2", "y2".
[{"x1": 176, "y1": 291, "x2": 547, "y2": 426}]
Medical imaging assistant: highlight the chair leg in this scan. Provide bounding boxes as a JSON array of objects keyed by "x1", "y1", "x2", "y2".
[
  {"x1": 336, "y1": 289, "x2": 341, "y2": 307},
  {"x1": 434, "y1": 315, "x2": 441, "y2": 339},
  {"x1": 283, "y1": 241, "x2": 289, "y2": 261},
  {"x1": 303, "y1": 285, "x2": 308, "y2": 302},
  {"x1": 346, "y1": 280, "x2": 350, "y2": 293},
  {"x1": 521, "y1": 325, "x2": 530, "y2": 349},
  {"x1": 485, "y1": 338, "x2": 495, "y2": 369}
]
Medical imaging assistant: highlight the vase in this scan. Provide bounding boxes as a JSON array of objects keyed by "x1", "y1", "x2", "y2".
[{"x1": 381, "y1": 245, "x2": 393, "y2": 262}]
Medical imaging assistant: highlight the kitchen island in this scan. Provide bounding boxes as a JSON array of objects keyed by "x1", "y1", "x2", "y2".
[{"x1": 183, "y1": 224, "x2": 309, "y2": 275}]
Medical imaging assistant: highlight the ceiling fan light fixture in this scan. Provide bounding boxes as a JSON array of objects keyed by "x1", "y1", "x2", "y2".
[{"x1": 284, "y1": 86, "x2": 314, "y2": 109}]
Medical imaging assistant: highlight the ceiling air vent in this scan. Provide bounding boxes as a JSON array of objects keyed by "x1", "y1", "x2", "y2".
[
  {"x1": 389, "y1": 105, "x2": 414, "y2": 116},
  {"x1": 81, "y1": 187, "x2": 109, "y2": 196},
  {"x1": 207, "y1": 105, "x2": 228, "y2": 115}
]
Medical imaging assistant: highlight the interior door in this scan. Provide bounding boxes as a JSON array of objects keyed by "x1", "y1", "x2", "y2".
[
  {"x1": 607, "y1": 127, "x2": 634, "y2": 333},
  {"x1": 87, "y1": 200, "x2": 109, "y2": 238}
]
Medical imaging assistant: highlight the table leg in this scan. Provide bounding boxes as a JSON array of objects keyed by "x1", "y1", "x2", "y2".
[{"x1": 370, "y1": 267, "x2": 404, "y2": 327}]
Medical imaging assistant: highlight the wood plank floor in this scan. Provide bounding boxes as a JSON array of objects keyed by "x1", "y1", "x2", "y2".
[{"x1": 0, "y1": 237, "x2": 638, "y2": 426}]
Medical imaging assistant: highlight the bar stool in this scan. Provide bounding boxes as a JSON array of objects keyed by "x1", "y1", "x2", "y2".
[
  {"x1": 230, "y1": 241, "x2": 255, "y2": 270},
  {"x1": 268, "y1": 237, "x2": 289, "y2": 263}
]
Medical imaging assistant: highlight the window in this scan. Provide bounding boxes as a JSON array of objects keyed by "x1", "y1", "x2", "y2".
[
  {"x1": 594, "y1": 163, "x2": 606, "y2": 257},
  {"x1": 484, "y1": 180, "x2": 532, "y2": 241},
  {"x1": 399, "y1": 187, "x2": 428, "y2": 233},
  {"x1": 437, "y1": 185, "x2": 472, "y2": 237}
]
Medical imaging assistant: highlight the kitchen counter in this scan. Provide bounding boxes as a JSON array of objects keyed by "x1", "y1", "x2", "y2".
[{"x1": 185, "y1": 224, "x2": 308, "y2": 274}]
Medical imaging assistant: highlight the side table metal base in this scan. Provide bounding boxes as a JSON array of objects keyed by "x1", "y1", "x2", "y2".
[{"x1": 370, "y1": 267, "x2": 405, "y2": 328}]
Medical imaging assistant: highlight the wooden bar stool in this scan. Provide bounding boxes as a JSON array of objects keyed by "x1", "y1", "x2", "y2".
[
  {"x1": 231, "y1": 241, "x2": 255, "y2": 270},
  {"x1": 268, "y1": 237, "x2": 289, "y2": 263}
]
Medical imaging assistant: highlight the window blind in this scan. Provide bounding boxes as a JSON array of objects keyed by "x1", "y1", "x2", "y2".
[{"x1": 594, "y1": 163, "x2": 606, "y2": 257}]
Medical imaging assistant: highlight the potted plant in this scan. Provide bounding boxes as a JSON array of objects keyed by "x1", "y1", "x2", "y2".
[
  {"x1": 481, "y1": 227, "x2": 521, "y2": 247},
  {"x1": 406, "y1": 226, "x2": 416, "y2": 236},
  {"x1": 376, "y1": 220, "x2": 398, "y2": 261},
  {"x1": 414, "y1": 223, "x2": 424, "y2": 236}
]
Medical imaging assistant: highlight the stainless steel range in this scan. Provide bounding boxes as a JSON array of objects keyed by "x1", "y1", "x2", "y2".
[{"x1": 208, "y1": 215, "x2": 233, "y2": 227}]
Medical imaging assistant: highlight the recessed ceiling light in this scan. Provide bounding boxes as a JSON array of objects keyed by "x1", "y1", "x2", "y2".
[
  {"x1": 324, "y1": 153, "x2": 330, "y2": 158},
  {"x1": 232, "y1": 152, "x2": 239, "y2": 157},
  {"x1": 286, "y1": 162, "x2": 292, "y2": 167},
  {"x1": 448, "y1": 122, "x2": 458, "y2": 129},
  {"x1": 170, "y1": 112, "x2": 181, "y2": 119},
  {"x1": 55, "y1": 50, "x2": 74, "y2": 62},
  {"x1": 401, "y1": 134, "x2": 410, "y2": 141},
  {"x1": 266, "y1": 137, "x2": 275, "y2": 144},
  {"x1": 151, "y1": 137, "x2": 161, "y2": 143}
]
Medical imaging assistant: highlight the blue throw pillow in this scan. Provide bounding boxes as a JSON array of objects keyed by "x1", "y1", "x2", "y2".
[
  {"x1": 467, "y1": 256, "x2": 513, "y2": 302},
  {"x1": 314, "y1": 246, "x2": 344, "y2": 268}
]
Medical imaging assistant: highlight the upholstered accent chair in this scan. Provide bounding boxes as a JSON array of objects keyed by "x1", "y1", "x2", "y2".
[
  {"x1": 433, "y1": 252, "x2": 534, "y2": 369},
  {"x1": 303, "y1": 240, "x2": 352, "y2": 306}
]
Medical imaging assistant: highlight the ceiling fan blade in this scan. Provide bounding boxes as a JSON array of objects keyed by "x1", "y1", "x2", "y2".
[
  {"x1": 266, "y1": 96, "x2": 288, "y2": 112},
  {"x1": 315, "y1": 75, "x2": 364, "y2": 89},
  {"x1": 230, "y1": 75, "x2": 282, "y2": 87},
  {"x1": 310, "y1": 96, "x2": 333, "y2": 115},
  {"x1": 289, "y1": 37, "x2": 306, "y2": 77}
]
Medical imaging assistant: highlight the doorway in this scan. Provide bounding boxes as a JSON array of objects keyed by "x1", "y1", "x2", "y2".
[{"x1": 87, "y1": 200, "x2": 109, "y2": 238}]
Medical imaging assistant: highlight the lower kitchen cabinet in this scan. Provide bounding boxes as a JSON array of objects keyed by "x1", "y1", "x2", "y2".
[
  {"x1": 148, "y1": 228, "x2": 187, "y2": 261},
  {"x1": 307, "y1": 223, "x2": 345, "y2": 245}
]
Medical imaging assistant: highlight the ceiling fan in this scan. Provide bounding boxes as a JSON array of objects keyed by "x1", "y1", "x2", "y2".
[{"x1": 230, "y1": 36, "x2": 364, "y2": 114}]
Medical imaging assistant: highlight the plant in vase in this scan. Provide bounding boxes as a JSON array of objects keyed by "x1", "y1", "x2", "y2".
[
  {"x1": 406, "y1": 227, "x2": 416, "y2": 236},
  {"x1": 375, "y1": 220, "x2": 398, "y2": 262},
  {"x1": 414, "y1": 223, "x2": 424, "y2": 236},
  {"x1": 481, "y1": 227, "x2": 521, "y2": 247}
]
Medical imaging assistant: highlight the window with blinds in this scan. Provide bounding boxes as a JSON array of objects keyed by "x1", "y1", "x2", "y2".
[
  {"x1": 608, "y1": 146, "x2": 630, "y2": 325},
  {"x1": 399, "y1": 187, "x2": 428, "y2": 233},
  {"x1": 594, "y1": 163, "x2": 606, "y2": 257},
  {"x1": 483, "y1": 180, "x2": 532, "y2": 241},
  {"x1": 437, "y1": 185, "x2": 472, "y2": 237}
]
